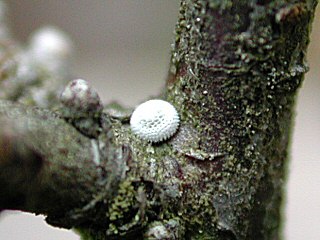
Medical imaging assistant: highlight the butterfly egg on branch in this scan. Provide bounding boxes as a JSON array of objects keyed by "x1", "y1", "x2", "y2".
[{"x1": 130, "y1": 99, "x2": 180, "y2": 143}]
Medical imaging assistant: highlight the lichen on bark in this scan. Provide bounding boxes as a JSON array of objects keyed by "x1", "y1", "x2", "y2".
[{"x1": 0, "y1": 0, "x2": 318, "y2": 240}]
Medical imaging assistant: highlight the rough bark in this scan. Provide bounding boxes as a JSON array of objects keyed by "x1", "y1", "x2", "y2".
[{"x1": 0, "y1": 0, "x2": 318, "y2": 240}]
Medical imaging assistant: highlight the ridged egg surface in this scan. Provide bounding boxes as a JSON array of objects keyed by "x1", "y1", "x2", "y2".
[{"x1": 130, "y1": 99, "x2": 180, "y2": 143}]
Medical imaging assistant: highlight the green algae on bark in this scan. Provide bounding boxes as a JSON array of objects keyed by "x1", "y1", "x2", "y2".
[{"x1": 164, "y1": 0, "x2": 318, "y2": 239}]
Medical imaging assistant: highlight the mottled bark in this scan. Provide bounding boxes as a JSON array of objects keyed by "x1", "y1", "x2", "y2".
[{"x1": 0, "y1": 1, "x2": 318, "y2": 240}]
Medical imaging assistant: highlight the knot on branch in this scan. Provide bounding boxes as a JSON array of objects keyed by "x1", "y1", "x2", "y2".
[{"x1": 60, "y1": 78, "x2": 103, "y2": 138}]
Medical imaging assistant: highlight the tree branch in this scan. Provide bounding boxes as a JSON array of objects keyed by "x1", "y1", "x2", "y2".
[
  {"x1": 0, "y1": 1, "x2": 318, "y2": 239},
  {"x1": 165, "y1": 1, "x2": 318, "y2": 238},
  {"x1": 0, "y1": 101, "x2": 129, "y2": 228}
]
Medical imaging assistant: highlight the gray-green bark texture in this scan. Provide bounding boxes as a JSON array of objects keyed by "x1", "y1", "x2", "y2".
[{"x1": 0, "y1": 0, "x2": 318, "y2": 239}]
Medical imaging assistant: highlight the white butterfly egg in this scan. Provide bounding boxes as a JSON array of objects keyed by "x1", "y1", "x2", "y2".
[{"x1": 130, "y1": 100, "x2": 180, "y2": 143}]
